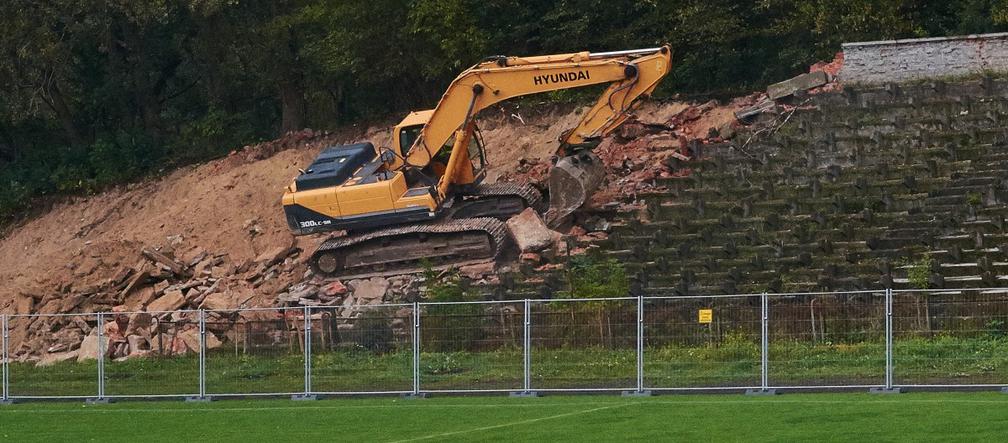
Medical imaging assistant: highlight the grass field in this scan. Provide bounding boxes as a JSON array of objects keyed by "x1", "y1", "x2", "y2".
[
  {"x1": 7, "y1": 335, "x2": 1007, "y2": 396},
  {"x1": 1, "y1": 392, "x2": 1007, "y2": 441}
]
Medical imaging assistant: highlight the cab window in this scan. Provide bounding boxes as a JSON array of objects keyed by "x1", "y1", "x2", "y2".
[{"x1": 399, "y1": 125, "x2": 423, "y2": 154}]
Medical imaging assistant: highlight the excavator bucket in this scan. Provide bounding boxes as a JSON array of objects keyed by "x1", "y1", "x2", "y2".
[{"x1": 544, "y1": 151, "x2": 605, "y2": 227}]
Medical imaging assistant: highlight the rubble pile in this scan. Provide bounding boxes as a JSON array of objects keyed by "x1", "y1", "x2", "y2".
[
  {"x1": 274, "y1": 275, "x2": 419, "y2": 309},
  {"x1": 8, "y1": 235, "x2": 310, "y2": 365}
]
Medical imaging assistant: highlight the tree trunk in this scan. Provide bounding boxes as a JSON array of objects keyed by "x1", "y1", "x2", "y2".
[
  {"x1": 279, "y1": 80, "x2": 305, "y2": 134},
  {"x1": 42, "y1": 82, "x2": 85, "y2": 147},
  {"x1": 0, "y1": 122, "x2": 17, "y2": 162},
  {"x1": 328, "y1": 82, "x2": 345, "y2": 123}
]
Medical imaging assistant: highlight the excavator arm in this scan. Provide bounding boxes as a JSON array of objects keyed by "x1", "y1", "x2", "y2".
[{"x1": 400, "y1": 46, "x2": 672, "y2": 169}]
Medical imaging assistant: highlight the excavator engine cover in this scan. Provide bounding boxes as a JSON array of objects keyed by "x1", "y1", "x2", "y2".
[
  {"x1": 544, "y1": 151, "x2": 605, "y2": 226},
  {"x1": 295, "y1": 143, "x2": 374, "y2": 191}
]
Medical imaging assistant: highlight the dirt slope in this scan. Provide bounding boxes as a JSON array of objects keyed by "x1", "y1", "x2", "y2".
[{"x1": 0, "y1": 99, "x2": 741, "y2": 314}]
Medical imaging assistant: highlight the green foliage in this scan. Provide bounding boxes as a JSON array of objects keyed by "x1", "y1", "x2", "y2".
[
  {"x1": 904, "y1": 255, "x2": 934, "y2": 289},
  {"x1": 421, "y1": 262, "x2": 485, "y2": 352},
  {"x1": 560, "y1": 254, "x2": 629, "y2": 299},
  {"x1": 351, "y1": 310, "x2": 396, "y2": 352},
  {"x1": 3, "y1": 1, "x2": 1008, "y2": 222},
  {"x1": 422, "y1": 352, "x2": 465, "y2": 375},
  {"x1": 986, "y1": 319, "x2": 1007, "y2": 338},
  {"x1": 422, "y1": 262, "x2": 479, "y2": 302},
  {"x1": 967, "y1": 192, "x2": 982, "y2": 206}
]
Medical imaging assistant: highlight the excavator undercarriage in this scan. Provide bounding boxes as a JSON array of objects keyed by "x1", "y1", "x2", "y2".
[{"x1": 308, "y1": 183, "x2": 541, "y2": 278}]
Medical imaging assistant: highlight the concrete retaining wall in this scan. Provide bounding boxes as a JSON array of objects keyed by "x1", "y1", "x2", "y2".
[{"x1": 839, "y1": 33, "x2": 1008, "y2": 84}]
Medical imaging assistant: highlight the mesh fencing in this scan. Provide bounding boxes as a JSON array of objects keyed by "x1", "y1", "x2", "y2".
[
  {"x1": 420, "y1": 301, "x2": 524, "y2": 392},
  {"x1": 104, "y1": 310, "x2": 201, "y2": 397},
  {"x1": 893, "y1": 289, "x2": 1008, "y2": 386},
  {"x1": 310, "y1": 304, "x2": 413, "y2": 394},
  {"x1": 1, "y1": 314, "x2": 6, "y2": 401},
  {"x1": 768, "y1": 291, "x2": 886, "y2": 388},
  {"x1": 204, "y1": 308, "x2": 304, "y2": 396},
  {"x1": 645, "y1": 296, "x2": 760, "y2": 389},
  {"x1": 530, "y1": 298, "x2": 636, "y2": 390},
  {"x1": 5, "y1": 290, "x2": 1008, "y2": 400},
  {"x1": 7, "y1": 313, "x2": 99, "y2": 398}
]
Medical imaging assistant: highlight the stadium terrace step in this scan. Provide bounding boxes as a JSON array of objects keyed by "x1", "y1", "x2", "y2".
[{"x1": 514, "y1": 83, "x2": 1008, "y2": 297}]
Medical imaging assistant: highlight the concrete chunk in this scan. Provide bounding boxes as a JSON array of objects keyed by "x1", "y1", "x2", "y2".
[
  {"x1": 77, "y1": 331, "x2": 110, "y2": 362},
  {"x1": 506, "y1": 208, "x2": 561, "y2": 253},
  {"x1": 146, "y1": 289, "x2": 186, "y2": 313},
  {"x1": 37, "y1": 349, "x2": 80, "y2": 367},
  {"x1": 767, "y1": 71, "x2": 828, "y2": 100},
  {"x1": 350, "y1": 277, "x2": 390, "y2": 304},
  {"x1": 142, "y1": 248, "x2": 189, "y2": 277}
]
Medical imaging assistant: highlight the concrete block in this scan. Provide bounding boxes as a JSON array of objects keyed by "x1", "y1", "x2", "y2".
[
  {"x1": 185, "y1": 396, "x2": 213, "y2": 403},
  {"x1": 291, "y1": 394, "x2": 319, "y2": 401},
  {"x1": 621, "y1": 390, "x2": 653, "y2": 397},
  {"x1": 509, "y1": 391, "x2": 541, "y2": 398},
  {"x1": 869, "y1": 387, "x2": 903, "y2": 394},
  {"x1": 85, "y1": 397, "x2": 113, "y2": 405},
  {"x1": 745, "y1": 389, "x2": 778, "y2": 396},
  {"x1": 768, "y1": 72, "x2": 829, "y2": 100},
  {"x1": 401, "y1": 393, "x2": 429, "y2": 399}
]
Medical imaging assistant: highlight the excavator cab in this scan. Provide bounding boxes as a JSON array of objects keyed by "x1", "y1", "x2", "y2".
[{"x1": 392, "y1": 113, "x2": 487, "y2": 192}]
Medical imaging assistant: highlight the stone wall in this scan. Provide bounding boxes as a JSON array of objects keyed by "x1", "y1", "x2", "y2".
[{"x1": 840, "y1": 33, "x2": 1008, "y2": 84}]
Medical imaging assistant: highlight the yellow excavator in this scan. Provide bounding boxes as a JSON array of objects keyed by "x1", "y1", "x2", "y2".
[{"x1": 282, "y1": 46, "x2": 672, "y2": 277}]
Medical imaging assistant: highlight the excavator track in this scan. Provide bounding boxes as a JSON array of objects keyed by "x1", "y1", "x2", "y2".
[
  {"x1": 450, "y1": 182, "x2": 544, "y2": 219},
  {"x1": 309, "y1": 217, "x2": 508, "y2": 279}
]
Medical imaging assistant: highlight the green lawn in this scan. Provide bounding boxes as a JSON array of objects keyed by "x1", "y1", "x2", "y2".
[
  {"x1": 1, "y1": 393, "x2": 1007, "y2": 441},
  {"x1": 6, "y1": 336, "x2": 1008, "y2": 397}
]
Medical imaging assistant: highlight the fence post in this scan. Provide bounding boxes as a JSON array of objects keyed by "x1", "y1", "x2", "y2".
[
  {"x1": 86, "y1": 313, "x2": 110, "y2": 404},
  {"x1": 405, "y1": 302, "x2": 425, "y2": 399},
  {"x1": 747, "y1": 293, "x2": 774, "y2": 395},
  {"x1": 202, "y1": 310, "x2": 208, "y2": 401},
  {"x1": 511, "y1": 299, "x2": 537, "y2": 397},
  {"x1": 186, "y1": 310, "x2": 211, "y2": 402},
  {"x1": 623, "y1": 295, "x2": 650, "y2": 397},
  {"x1": 293, "y1": 306, "x2": 316, "y2": 400},
  {"x1": 2, "y1": 314, "x2": 9, "y2": 405},
  {"x1": 871, "y1": 288, "x2": 900, "y2": 394}
]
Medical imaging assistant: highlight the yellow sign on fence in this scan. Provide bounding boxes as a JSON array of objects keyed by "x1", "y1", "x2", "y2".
[{"x1": 698, "y1": 309, "x2": 713, "y2": 324}]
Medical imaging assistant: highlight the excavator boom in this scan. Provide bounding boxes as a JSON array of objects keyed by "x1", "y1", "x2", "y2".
[{"x1": 401, "y1": 46, "x2": 672, "y2": 169}]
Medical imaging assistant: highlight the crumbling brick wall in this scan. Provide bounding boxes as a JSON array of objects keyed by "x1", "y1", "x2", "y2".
[{"x1": 840, "y1": 33, "x2": 1008, "y2": 84}]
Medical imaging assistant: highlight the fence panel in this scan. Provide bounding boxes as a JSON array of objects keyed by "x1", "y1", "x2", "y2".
[
  {"x1": 103, "y1": 310, "x2": 201, "y2": 397},
  {"x1": 419, "y1": 301, "x2": 524, "y2": 392},
  {"x1": 204, "y1": 308, "x2": 304, "y2": 396},
  {"x1": 7, "y1": 313, "x2": 99, "y2": 398},
  {"x1": 644, "y1": 295, "x2": 761, "y2": 389},
  {"x1": 768, "y1": 291, "x2": 886, "y2": 388},
  {"x1": 2, "y1": 315, "x2": 6, "y2": 401},
  {"x1": 530, "y1": 298, "x2": 636, "y2": 391},
  {"x1": 893, "y1": 289, "x2": 1008, "y2": 386},
  {"x1": 310, "y1": 304, "x2": 413, "y2": 394}
]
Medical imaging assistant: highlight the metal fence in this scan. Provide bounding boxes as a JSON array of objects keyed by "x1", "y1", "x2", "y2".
[{"x1": 2, "y1": 288, "x2": 1008, "y2": 403}]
